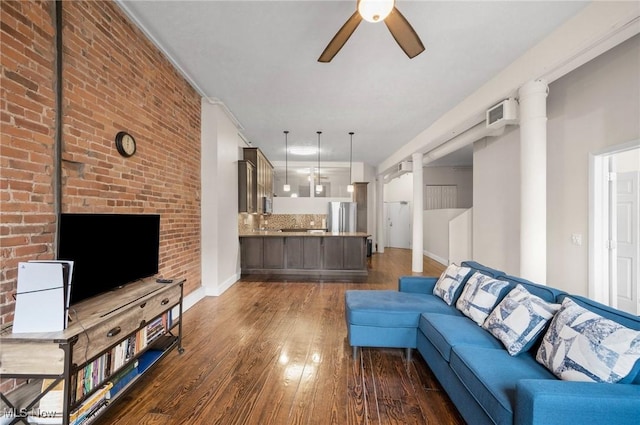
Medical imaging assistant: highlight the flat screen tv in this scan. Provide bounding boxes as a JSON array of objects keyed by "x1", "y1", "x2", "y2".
[{"x1": 58, "y1": 213, "x2": 160, "y2": 305}]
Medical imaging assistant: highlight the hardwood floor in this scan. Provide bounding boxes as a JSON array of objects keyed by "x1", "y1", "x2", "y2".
[{"x1": 96, "y1": 249, "x2": 464, "y2": 425}]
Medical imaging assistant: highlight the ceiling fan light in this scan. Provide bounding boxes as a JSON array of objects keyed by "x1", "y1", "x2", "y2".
[
  {"x1": 283, "y1": 184, "x2": 291, "y2": 192},
  {"x1": 358, "y1": 0, "x2": 394, "y2": 23},
  {"x1": 316, "y1": 184, "x2": 323, "y2": 193},
  {"x1": 347, "y1": 184, "x2": 354, "y2": 193}
]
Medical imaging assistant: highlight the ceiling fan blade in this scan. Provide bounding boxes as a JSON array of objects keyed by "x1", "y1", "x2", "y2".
[
  {"x1": 384, "y1": 7, "x2": 425, "y2": 59},
  {"x1": 318, "y1": 11, "x2": 362, "y2": 63}
]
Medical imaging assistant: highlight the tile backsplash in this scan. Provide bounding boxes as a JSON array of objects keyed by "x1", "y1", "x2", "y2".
[{"x1": 238, "y1": 213, "x2": 327, "y2": 233}]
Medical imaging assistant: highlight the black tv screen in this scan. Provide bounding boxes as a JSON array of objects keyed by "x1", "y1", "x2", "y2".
[{"x1": 58, "y1": 213, "x2": 160, "y2": 305}]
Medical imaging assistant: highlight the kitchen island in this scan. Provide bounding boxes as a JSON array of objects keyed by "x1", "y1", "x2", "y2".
[{"x1": 239, "y1": 231, "x2": 370, "y2": 277}]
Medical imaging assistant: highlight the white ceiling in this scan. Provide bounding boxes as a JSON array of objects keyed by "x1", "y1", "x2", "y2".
[{"x1": 118, "y1": 0, "x2": 588, "y2": 167}]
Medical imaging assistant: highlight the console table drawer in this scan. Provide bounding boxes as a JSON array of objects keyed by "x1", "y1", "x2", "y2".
[
  {"x1": 72, "y1": 304, "x2": 145, "y2": 365},
  {"x1": 140, "y1": 284, "x2": 181, "y2": 322}
]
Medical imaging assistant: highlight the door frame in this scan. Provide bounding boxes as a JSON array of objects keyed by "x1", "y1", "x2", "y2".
[{"x1": 589, "y1": 139, "x2": 639, "y2": 305}]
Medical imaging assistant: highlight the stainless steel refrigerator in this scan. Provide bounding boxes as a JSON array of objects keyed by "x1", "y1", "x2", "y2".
[{"x1": 327, "y1": 202, "x2": 357, "y2": 233}]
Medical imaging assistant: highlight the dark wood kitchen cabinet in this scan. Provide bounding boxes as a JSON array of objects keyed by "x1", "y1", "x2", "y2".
[
  {"x1": 263, "y1": 237, "x2": 285, "y2": 269},
  {"x1": 240, "y1": 234, "x2": 368, "y2": 277},
  {"x1": 240, "y1": 237, "x2": 263, "y2": 269},
  {"x1": 238, "y1": 160, "x2": 255, "y2": 213},
  {"x1": 302, "y1": 237, "x2": 322, "y2": 269},
  {"x1": 344, "y1": 237, "x2": 366, "y2": 269},
  {"x1": 322, "y1": 237, "x2": 344, "y2": 269}
]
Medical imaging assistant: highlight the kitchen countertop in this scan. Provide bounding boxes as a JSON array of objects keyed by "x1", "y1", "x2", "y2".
[{"x1": 239, "y1": 231, "x2": 370, "y2": 237}]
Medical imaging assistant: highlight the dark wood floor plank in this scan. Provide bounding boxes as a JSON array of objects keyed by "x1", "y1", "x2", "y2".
[{"x1": 95, "y1": 250, "x2": 464, "y2": 425}]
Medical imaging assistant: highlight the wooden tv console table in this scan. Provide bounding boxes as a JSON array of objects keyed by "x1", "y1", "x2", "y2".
[{"x1": 0, "y1": 278, "x2": 184, "y2": 425}]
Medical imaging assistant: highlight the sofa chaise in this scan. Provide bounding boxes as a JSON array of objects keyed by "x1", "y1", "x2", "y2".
[{"x1": 345, "y1": 261, "x2": 640, "y2": 425}]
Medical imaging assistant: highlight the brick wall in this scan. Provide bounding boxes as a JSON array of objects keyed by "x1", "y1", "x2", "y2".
[{"x1": 1, "y1": 0, "x2": 202, "y2": 392}]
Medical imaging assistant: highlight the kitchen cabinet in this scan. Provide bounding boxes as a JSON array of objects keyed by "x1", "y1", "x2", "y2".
[
  {"x1": 344, "y1": 237, "x2": 366, "y2": 269},
  {"x1": 285, "y1": 237, "x2": 304, "y2": 269},
  {"x1": 240, "y1": 237, "x2": 263, "y2": 269},
  {"x1": 238, "y1": 160, "x2": 255, "y2": 213},
  {"x1": 302, "y1": 237, "x2": 322, "y2": 269},
  {"x1": 243, "y1": 147, "x2": 274, "y2": 214},
  {"x1": 353, "y1": 182, "x2": 368, "y2": 233},
  {"x1": 263, "y1": 237, "x2": 285, "y2": 269},
  {"x1": 240, "y1": 234, "x2": 368, "y2": 277},
  {"x1": 322, "y1": 237, "x2": 344, "y2": 269}
]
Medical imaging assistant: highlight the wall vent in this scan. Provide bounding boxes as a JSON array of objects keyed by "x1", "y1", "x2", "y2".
[{"x1": 486, "y1": 98, "x2": 518, "y2": 129}]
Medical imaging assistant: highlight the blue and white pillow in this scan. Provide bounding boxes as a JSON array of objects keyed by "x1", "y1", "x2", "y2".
[
  {"x1": 483, "y1": 284, "x2": 560, "y2": 356},
  {"x1": 456, "y1": 272, "x2": 510, "y2": 325},
  {"x1": 536, "y1": 298, "x2": 640, "y2": 383},
  {"x1": 432, "y1": 263, "x2": 471, "y2": 305}
]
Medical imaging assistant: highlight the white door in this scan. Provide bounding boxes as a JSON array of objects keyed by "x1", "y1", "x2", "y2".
[
  {"x1": 615, "y1": 171, "x2": 640, "y2": 314},
  {"x1": 385, "y1": 202, "x2": 411, "y2": 249}
]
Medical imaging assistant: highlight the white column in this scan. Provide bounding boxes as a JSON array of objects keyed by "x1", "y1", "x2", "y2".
[
  {"x1": 412, "y1": 152, "x2": 424, "y2": 272},
  {"x1": 376, "y1": 176, "x2": 385, "y2": 253},
  {"x1": 518, "y1": 80, "x2": 548, "y2": 283}
]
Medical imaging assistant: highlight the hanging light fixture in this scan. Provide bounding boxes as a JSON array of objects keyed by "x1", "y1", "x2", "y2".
[
  {"x1": 283, "y1": 131, "x2": 290, "y2": 192},
  {"x1": 347, "y1": 132, "x2": 354, "y2": 193},
  {"x1": 315, "y1": 131, "x2": 323, "y2": 193}
]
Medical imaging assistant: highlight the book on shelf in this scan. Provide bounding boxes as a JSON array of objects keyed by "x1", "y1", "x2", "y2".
[
  {"x1": 70, "y1": 382, "x2": 113, "y2": 425},
  {"x1": 72, "y1": 312, "x2": 170, "y2": 403},
  {"x1": 106, "y1": 360, "x2": 139, "y2": 399}
]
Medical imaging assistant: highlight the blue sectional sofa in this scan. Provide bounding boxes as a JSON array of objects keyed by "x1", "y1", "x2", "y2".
[{"x1": 345, "y1": 261, "x2": 640, "y2": 425}]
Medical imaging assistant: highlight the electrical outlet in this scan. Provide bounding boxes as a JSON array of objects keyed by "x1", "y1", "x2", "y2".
[
  {"x1": 310, "y1": 221, "x2": 314, "y2": 226},
  {"x1": 571, "y1": 234, "x2": 582, "y2": 246}
]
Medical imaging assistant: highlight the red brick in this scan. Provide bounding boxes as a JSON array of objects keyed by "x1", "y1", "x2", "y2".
[{"x1": 1, "y1": 0, "x2": 202, "y2": 393}]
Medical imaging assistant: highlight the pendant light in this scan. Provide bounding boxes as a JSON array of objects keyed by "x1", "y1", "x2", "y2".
[
  {"x1": 315, "y1": 131, "x2": 323, "y2": 193},
  {"x1": 283, "y1": 130, "x2": 290, "y2": 192},
  {"x1": 347, "y1": 132, "x2": 354, "y2": 193}
]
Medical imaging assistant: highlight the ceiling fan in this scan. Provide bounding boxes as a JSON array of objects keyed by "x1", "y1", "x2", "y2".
[{"x1": 318, "y1": 0, "x2": 425, "y2": 63}]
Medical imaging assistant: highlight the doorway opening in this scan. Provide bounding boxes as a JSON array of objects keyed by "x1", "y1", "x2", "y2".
[{"x1": 589, "y1": 140, "x2": 640, "y2": 315}]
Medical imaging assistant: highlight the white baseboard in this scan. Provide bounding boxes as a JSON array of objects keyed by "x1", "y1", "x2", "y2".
[
  {"x1": 203, "y1": 272, "x2": 241, "y2": 297},
  {"x1": 183, "y1": 286, "x2": 206, "y2": 311},
  {"x1": 424, "y1": 250, "x2": 448, "y2": 266}
]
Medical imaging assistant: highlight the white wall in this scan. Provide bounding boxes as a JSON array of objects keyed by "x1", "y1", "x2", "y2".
[
  {"x1": 423, "y1": 166, "x2": 473, "y2": 208},
  {"x1": 384, "y1": 172, "x2": 413, "y2": 202},
  {"x1": 424, "y1": 208, "x2": 468, "y2": 265},
  {"x1": 473, "y1": 34, "x2": 640, "y2": 294},
  {"x1": 450, "y1": 208, "x2": 473, "y2": 266},
  {"x1": 546, "y1": 34, "x2": 640, "y2": 295},
  {"x1": 273, "y1": 196, "x2": 351, "y2": 214},
  {"x1": 473, "y1": 126, "x2": 522, "y2": 276},
  {"x1": 201, "y1": 101, "x2": 242, "y2": 297}
]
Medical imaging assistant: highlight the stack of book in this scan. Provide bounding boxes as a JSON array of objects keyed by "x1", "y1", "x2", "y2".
[{"x1": 69, "y1": 383, "x2": 113, "y2": 425}]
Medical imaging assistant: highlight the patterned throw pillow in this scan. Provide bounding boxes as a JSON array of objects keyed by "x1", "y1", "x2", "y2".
[
  {"x1": 483, "y1": 284, "x2": 560, "y2": 356},
  {"x1": 432, "y1": 263, "x2": 471, "y2": 305},
  {"x1": 536, "y1": 297, "x2": 640, "y2": 383},
  {"x1": 456, "y1": 272, "x2": 510, "y2": 325}
]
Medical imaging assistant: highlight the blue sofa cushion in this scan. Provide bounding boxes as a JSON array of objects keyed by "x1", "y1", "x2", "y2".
[
  {"x1": 420, "y1": 313, "x2": 504, "y2": 362},
  {"x1": 536, "y1": 297, "x2": 640, "y2": 384},
  {"x1": 456, "y1": 272, "x2": 511, "y2": 325},
  {"x1": 345, "y1": 290, "x2": 461, "y2": 328},
  {"x1": 432, "y1": 263, "x2": 473, "y2": 305},
  {"x1": 450, "y1": 346, "x2": 556, "y2": 425},
  {"x1": 482, "y1": 284, "x2": 561, "y2": 356}
]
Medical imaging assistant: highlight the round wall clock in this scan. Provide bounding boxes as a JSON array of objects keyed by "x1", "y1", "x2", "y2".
[{"x1": 115, "y1": 131, "x2": 136, "y2": 157}]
